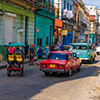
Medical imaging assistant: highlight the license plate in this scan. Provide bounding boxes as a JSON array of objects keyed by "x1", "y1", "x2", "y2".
[{"x1": 50, "y1": 64, "x2": 55, "y2": 68}]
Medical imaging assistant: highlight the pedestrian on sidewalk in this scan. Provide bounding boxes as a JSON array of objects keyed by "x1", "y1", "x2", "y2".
[
  {"x1": 45, "y1": 44, "x2": 50, "y2": 59},
  {"x1": 50, "y1": 42, "x2": 55, "y2": 51},
  {"x1": 60, "y1": 44, "x2": 64, "y2": 51},
  {"x1": 37, "y1": 45, "x2": 44, "y2": 66},
  {"x1": 24, "y1": 42, "x2": 29, "y2": 58},
  {"x1": 58, "y1": 41, "x2": 62, "y2": 47},
  {"x1": 29, "y1": 44, "x2": 36, "y2": 66}
]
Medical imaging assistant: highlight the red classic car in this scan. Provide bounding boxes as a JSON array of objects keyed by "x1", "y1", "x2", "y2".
[{"x1": 40, "y1": 51, "x2": 82, "y2": 76}]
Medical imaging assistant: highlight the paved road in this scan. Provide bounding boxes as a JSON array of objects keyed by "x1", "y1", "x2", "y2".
[{"x1": 0, "y1": 56, "x2": 100, "y2": 100}]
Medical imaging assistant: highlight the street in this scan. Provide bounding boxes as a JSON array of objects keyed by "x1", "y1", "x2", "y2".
[{"x1": 0, "y1": 56, "x2": 100, "y2": 100}]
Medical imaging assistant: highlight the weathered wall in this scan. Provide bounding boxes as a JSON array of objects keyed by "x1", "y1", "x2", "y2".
[{"x1": 0, "y1": 1, "x2": 35, "y2": 59}]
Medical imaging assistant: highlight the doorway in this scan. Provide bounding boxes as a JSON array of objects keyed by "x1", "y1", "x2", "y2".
[{"x1": 5, "y1": 16, "x2": 13, "y2": 44}]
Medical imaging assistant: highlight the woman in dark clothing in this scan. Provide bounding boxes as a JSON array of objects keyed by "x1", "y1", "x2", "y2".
[
  {"x1": 24, "y1": 42, "x2": 29, "y2": 58},
  {"x1": 29, "y1": 44, "x2": 36, "y2": 65}
]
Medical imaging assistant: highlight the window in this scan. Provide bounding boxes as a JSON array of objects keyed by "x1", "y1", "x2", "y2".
[
  {"x1": 67, "y1": 3, "x2": 69, "y2": 10},
  {"x1": 25, "y1": 17, "x2": 28, "y2": 42},
  {"x1": 48, "y1": 53, "x2": 69, "y2": 60},
  {"x1": 64, "y1": 0, "x2": 66, "y2": 9},
  {"x1": 70, "y1": 5, "x2": 72, "y2": 10},
  {"x1": 46, "y1": 37, "x2": 48, "y2": 45},
  {"x1": 71, "y1": 53, "x2": 74, "y2": 59},
  {"x1": 73, "y1": 53, "x2": 77, "y2": 59},
  {"x1": 37, "y1": 38, "x2": 42, "y2": 46},
  {"x1": 89, "y1": 45, "x2": 92, "y2": 50},
  {"x1": 37, "y1": 38, "x2": 39, "y2": 45},
  {"x1": 40, "y1": 38, "x2": 42, "y2": 46},
  {"x1": 73, "y1": 45, "x2": 87, "y2": 50}
]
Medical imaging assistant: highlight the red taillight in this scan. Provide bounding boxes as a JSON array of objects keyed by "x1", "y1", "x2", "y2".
[
  {"x1": 88, "y1": 53, "x2": 90, "y2": 56},
  {"x1": 58, "y1": 65, "x2": 65, "y2": 68},
  {"x1": 41, "y1": 64, "x2": 47, "y2": 68}
]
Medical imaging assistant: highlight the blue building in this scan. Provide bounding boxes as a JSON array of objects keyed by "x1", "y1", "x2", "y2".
[{"x1": 61, "y1": 0, "x2": 75, "y2": 45}]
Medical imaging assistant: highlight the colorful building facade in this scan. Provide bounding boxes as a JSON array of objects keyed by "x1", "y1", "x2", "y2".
[
  {"x1": 0, "y1": 0, "x2": 36, "y2": 59},
  {"x1": 35, "y1": 0, "x2": 55, "y2": 50},
  {"x1": 61, "y1": 0, "x2": 75, "y2": 45}
]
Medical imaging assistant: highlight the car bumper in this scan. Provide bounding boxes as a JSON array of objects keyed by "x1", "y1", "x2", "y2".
[
  {"x1": 80, "y1": 58, "x2": 90, "y2": 60},
  {"x1": 40, "y1": 68, "x2": 68, "y2": 73}
]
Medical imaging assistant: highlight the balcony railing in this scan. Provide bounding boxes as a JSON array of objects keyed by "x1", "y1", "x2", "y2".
[
  {"x1": 4, "y1": 0, "x2": 56, "y2": 13},
  {"x1": 38, "y1": 2, "x2": 55, "y2": 13},
  {"x1": 76, "y1": 0, "x2": 84, "y2": 6},
  {"x1": 4, "y1": 0, "x2": 38, "y2": 10}
]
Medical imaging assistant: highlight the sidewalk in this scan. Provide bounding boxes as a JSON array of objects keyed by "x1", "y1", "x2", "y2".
[
  {"x1": 95, "y1": 74, "x2": 100, "y2": 92},
  {"x1": 0, "y1": 56, "x2": 45, "y2": 69}
]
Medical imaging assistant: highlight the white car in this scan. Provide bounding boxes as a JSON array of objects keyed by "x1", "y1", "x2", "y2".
[{"x1": 96, "y1": 46, "x2": 100, "y2": 55}]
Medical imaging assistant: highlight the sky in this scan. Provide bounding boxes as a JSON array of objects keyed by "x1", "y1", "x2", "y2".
[{"x1": 83, "y1": 0, "x2": 100, "y2": 8}]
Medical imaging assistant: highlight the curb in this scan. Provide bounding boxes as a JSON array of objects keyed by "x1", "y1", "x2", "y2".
[
  {"x1": 95, "y1": 74, "x2": 100, "y2": 92},
  {"x1": 0, "y1": 56, "x2": 46, "y2": 70}
]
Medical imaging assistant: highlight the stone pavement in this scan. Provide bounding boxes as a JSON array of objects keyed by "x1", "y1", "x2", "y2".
[{"x1": 0, "y1": 55, "x2": 45, "y2": 69}]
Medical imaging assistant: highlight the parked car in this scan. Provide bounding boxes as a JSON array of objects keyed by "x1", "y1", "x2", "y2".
[
  {"x1": 96, "y1": 46, "x2": 100, "y2": 55},
  {"x1": 71, "y1": 43, "x2": 96, "y2": 63},
  {"x1": 40, "y1": 51, "x2": 81, "y2": 76}
]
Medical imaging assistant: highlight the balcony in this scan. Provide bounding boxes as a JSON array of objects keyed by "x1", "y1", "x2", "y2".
[
  {"x1": 4, "y1": 0, "x2": 38, "y2": 10},
  {"x1": 76, "y1": 0, "x2": 84, "y2": 6},
  {"x1": 62, "y1": 10, "x2": 76, "y2": 25},
  {"x1": 78, "y1": 21, "x2": 87, "y2": 29},
  {"x1": 62, "y1": 10, "x2": 73, "y2": 19},
  {"x1": 38, "y1": 2, "x2": 55, "y2": 13},
  {"x1": 69, "y1": 18, "x2": 76, "y2": 24}
]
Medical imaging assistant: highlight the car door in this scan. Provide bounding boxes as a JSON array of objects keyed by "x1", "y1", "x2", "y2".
[
  {"x1": 70, "y1": 53, "x2": 76, "y2": 70},
  {"x1": 73, "y1": 53, "x2": 79, "y2": 69}
]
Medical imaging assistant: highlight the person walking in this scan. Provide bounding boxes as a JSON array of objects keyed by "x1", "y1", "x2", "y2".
[
  {"x1": 37, "y1": 45, "x2": 44, "y2": 66},
  {"x1": 58, "y1": 41, "x2": 62, "y2": 47},
  {"x1": 60, "y1": 44, "x2": 64, "y2": 51},
  {"x1": 50, "y1": 42, "x2": 55, "y2": 51},
  {"x1": 24, "y1": 42, "x2": 29, "y2": 58},
  {"x1": 29, "y1": 44, "x2": 36, "y2": 65},
  {"x1": 45, "y1": 44, "x2": 50, "y2": 59}
]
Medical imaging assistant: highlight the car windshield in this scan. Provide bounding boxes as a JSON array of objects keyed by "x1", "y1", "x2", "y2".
[
  {"x1": 73, "y1": 45, "x2": 87, "y2": 50},
  {"x1": 47, "y1": 53, "x2": 68, "y2": 60}
]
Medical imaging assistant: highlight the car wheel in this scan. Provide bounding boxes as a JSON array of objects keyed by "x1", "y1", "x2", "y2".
[
  {"x1": 93, "y1": 57, "x2": 95, "y2": 62},
  {"x1": 68, "y1": 68, "x2": 72, "y2": 76},
  {"x1": 7, "y1": 70, "x2": 11, "y2": 77},
  {"x1": 97, "y1": 52, "x2": 99, "y2": 55},
  {"x1": 44, "y1": 72, "x2": 49, "y2": 76},
  {"x1": 77, "y1": 65, "x2": 81, "y2": 72},
  {"x1": 89, "y1": 57, "x2": 93, "y2": 64}
]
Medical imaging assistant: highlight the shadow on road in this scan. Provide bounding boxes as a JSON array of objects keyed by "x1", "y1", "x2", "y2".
[
  {"x1": 82, "y1": 60, "x2": 99, "y2": 64},
  {"x1": 0, "y1": 61, "x2": 100, "y2": 100}
]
